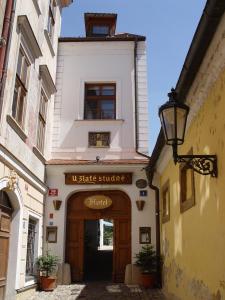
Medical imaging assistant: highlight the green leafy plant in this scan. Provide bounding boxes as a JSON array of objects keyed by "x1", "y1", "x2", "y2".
[
  {"x1": 135, "y1": 245, "x2": 157, "y2": 274},
  {"x1": 36, "y1": 253, "x2": 59, "y2": 277}
]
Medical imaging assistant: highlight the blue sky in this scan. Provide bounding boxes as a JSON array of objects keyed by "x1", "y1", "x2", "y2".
[{"x1": 61, "y1": 0, "x2": 207, "y2": 154}]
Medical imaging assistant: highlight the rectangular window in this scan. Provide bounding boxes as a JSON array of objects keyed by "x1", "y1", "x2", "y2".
[
  {"x1": 162, "y1": 180, "x2": 170, "y2": 223},
  {"x1": 92, "y1": 25, "x2": 110, "y2": 36},
  {"x1": 89, "y1": 132, "x2": 110, "y2": 147},
  {"x1": 180, "y1": 149, "x2": 195, "y2": 213},
  {"x1": 84, "y1": 83, "x2": 116, "y2": 119},
  {"x1": 12, "y1": 48, "x2": 29, "y2": 127},
  {"x1": 47, "y1": 0, "x2": 56, "y2": 41},
  {"x1": 25, "y1": 218, "x2": 37, "y2": 280},
  {"x1": 36, "y1": 90, "x2": 48, "y2": 153}
]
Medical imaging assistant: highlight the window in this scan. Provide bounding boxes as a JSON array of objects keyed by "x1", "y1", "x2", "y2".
[
  {"x1": 180, "y1": 150, "x2": 195, "y2": 213},
  {"x1": 36, "y1": 90, "x2": 48, "y2": 153},
  {"x1": 162, "y1": 180, "x2": 170, "y2": 223},
  {"x1": 84, "y1": 83, "x2": 116, "y2": 119},
  {"x1": 12, "y1": 48, "x2": 30, "y2": 127},
  {"x1": 89, "y1": 132, "x2": 110, "y2": 147},
  {"x1": 92, "y1": 25, "x2": 110, "y2": 36},
  {"x1": 46, "y1": 226, "x2": 58, "y2": 243},
  {"x1": 25, "y1": 218, "x2": 37, "y2": 280},
  {"x1": 47, "y1": 0, "x2": 56, "y2": 41}
]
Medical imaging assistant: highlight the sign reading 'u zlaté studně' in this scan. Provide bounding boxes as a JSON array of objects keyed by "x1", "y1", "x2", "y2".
[{"x1": 65, "y1": 173, "x2": 132, "y2": 185}]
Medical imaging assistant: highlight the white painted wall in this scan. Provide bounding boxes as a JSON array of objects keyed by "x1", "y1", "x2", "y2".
[{"x1": 52, "y1": 40, "x2": 149, "y2": 159}]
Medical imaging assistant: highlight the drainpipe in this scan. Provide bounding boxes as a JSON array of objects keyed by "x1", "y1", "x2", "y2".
[
  {"x1": 134, "y1": 38, "x2": 149, "y2": 159},
  {"x1": 145, "y1": 165, "x2": 161, "y2": 288},
  {"x1": 0, "y1": 0, "x2": 15, "y2": 118}
]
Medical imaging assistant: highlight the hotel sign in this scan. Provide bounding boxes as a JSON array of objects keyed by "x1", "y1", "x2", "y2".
[
  {"x1": 84, "y1": 195, "x2": 112, "y2": 210},
  {"x1": 65, "y1": 173, "x2": 132, "y2": 185}
]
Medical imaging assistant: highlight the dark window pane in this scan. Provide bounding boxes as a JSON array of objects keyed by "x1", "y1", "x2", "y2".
[
  {"x1": 21, "y1": 58, "x2": 28, "y2": 86},
  {"x1": 17, "y1": 50, "x2": 23, "y2": 76},
  {"x1": 12, "y1": 82, "x2": 19, "y2": 118},
  {"x1": 92, "y1": 26, "x2": 109, "y2": 35},
  {"x1": 100, "y1": 100, "x2": 115, "y2": 119},
  {"x1": 86, "y1": 86, "x2": 100, "y2": 96},
  {"x1": 26, "y1": 218, "x2": 37, "y2": 277},
  {"x1": 102, "y1": 86, "x2": 115, "y2": 96},
  {"x1": 17, "y1": 88, "x2": 26, "y2": 125},
  {"x1": 85, "y1": 100, "x2": 98, "y2": 119}
]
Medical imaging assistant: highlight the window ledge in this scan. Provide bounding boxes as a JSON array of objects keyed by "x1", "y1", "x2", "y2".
[
  {"x1": 33, "y1": 146, "x2": 46, "y2": 164},
  {"x1": 7, "y1": 115, "x2": 27, "y2": 142},
  {"x1": 75, "y1": 119, "x2": 124, "y2": 125},
  {"x1": 32, "y1": 0, "x2": 41, "y2": 16},
  {"x1": 17, "y1": 282, "x2": 37, "y2": 293},
  {"x1": 44, "y1": 30, "x2": 55, "y2": 57}
]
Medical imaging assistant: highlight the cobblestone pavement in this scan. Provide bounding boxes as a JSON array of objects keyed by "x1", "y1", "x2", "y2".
[{"x1": 29, "y1": 282, "x2": 167, "y2": 300}]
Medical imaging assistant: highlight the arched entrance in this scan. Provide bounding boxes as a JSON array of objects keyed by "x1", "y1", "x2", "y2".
[
  {"x1": 0, "y1": 191, "x2": 13, "y2": 299},
  {"x1": 66, "y1": 190, "x2": 131, "y2": 282}
]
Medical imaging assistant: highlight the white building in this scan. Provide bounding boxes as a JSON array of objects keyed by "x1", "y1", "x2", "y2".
[
  {"x1": 0, "y1": 1, "x2": 72, "y2": 299},
  {"x1": 45, "y1": 13, "x2": 156, "y2": 283}
]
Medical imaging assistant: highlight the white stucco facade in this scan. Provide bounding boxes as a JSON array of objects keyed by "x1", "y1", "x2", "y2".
[
  {"x1": 0, "y1": 1, "x2": 72, "y2": 299},
  {"x1": 45, "y1": 26, "x2": 155, "y2": 281},
  {"x1": 51, "y1": 40, "x2": 149, "y2": 159}
]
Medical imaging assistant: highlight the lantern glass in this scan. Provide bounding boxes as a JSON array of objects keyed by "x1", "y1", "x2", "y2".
[
  {"x1": 176, "y1": 107, "x2": 188, "y2": 144},
  {"x1": 159, "y1": 99, "x2": 189, "y2": 146},
  {"x1": 160, "y1": 107, "x2": 175, "y2": 145}
]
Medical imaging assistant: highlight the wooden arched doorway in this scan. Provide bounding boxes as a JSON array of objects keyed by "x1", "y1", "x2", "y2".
[
  {"x1": 0, "y1": 191, "x2": 13, "y2": 299},
  {"x1": 66, "y1": 190, "x2": 131, "y2": 282}
]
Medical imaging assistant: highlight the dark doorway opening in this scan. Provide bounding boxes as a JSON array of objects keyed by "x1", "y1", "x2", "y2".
[{"x1": 84, "y1": 219, "x2": 113, "y2": 281}]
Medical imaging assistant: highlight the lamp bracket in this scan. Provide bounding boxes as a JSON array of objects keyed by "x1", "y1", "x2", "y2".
[{"x1": 176, "y1": 155, "x2": 217, "y2": 177}]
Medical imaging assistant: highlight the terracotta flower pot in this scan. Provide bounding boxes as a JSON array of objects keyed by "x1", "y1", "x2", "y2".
[
  {"x1": 40, "y1": 276, "x2": 56, "y2": 291},
  {"x1": 141, "y1": 273, "x2": 155, "y2": 289}
]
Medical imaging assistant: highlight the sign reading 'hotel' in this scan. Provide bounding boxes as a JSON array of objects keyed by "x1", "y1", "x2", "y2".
[{"x1": 65, "y1": 173, "x2": 132, "y2": 185}]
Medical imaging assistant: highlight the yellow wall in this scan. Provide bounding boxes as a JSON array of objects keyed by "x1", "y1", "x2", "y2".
[{"x1": 160, "y1": 67, "x2": 225, "y2": 300}]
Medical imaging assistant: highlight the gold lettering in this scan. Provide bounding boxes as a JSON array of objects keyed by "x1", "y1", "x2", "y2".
[
  {"x1": 121, "y1": 175, "x2": 125, "y2": 181},
  {"x1": 72, "y1": 175, "x2": 77, "y2": 182},
  {"x1": 116, "y1": 176, "x2": 121, "y2": 182}
]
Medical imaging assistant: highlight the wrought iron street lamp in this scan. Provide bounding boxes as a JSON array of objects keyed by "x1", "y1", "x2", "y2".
[{"x1": 159, "y1": 88, "x2": 217, "y2": 177}]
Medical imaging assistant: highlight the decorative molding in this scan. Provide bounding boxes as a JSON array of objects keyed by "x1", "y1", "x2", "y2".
[
  {"x1": 44, "y1": 30, "x2": 55, "y2": 57},
  {"x1": 17, "y1": 15, "x2": 42, "y2": 59},
  {"x1": 7, "y1": 115, "x2": 27, "y2": 142},
  {"x1": 32, "y1": 146, "x2": 46, "y2": 164},
  {"x1": 39, "y1": 65, "x2": 57, "y2": 97},
  {"x1": 0, "y1": 145, "x2": 47, "y2": 194}
]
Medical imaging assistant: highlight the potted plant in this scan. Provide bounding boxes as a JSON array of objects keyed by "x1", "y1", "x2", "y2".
[
  {"x1": 135, "y1": 244, "x2": 157, "y2": 288},
  {"x1": 36, "y1": 253, "x2": 59, "y2": 291}
]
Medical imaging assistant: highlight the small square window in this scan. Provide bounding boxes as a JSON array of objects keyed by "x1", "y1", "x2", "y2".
[
  {"x1": 46, "y1": 226, "x2": 57, "y2": 243},
  {"x1": 162, "y1": 180, "x2": 170, "y2": 223},
  {"x1": 89, "y1": 132, "x2": 110, "y2": 148},
  {"x1": 180, "y1": 149, "x2": 195, "y2": 213}
]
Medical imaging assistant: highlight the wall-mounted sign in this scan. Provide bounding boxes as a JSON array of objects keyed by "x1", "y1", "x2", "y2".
[
  {"x1": 136, "y1": 179, "x2": 147, "y2": 189},
  {"x1": 65, "y1": 173, "x2": 132, "y2": 185},
  {"x1": 140, "y1": 190, "x2": 148, "y2": 197},
  {"x1": 84, "y1": 195, "x2": 112, "y2": 210},
  {"x1": 139, "y1": 227, "x2": 151, "y2": 244},
  {"x1": 48, "y1": 188, "x2": 58, "y2": 196}
]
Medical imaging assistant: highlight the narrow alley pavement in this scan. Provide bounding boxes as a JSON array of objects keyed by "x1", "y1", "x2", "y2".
[{"x1": 29, "y1": 282, "x2": 167, "y2": 300}]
